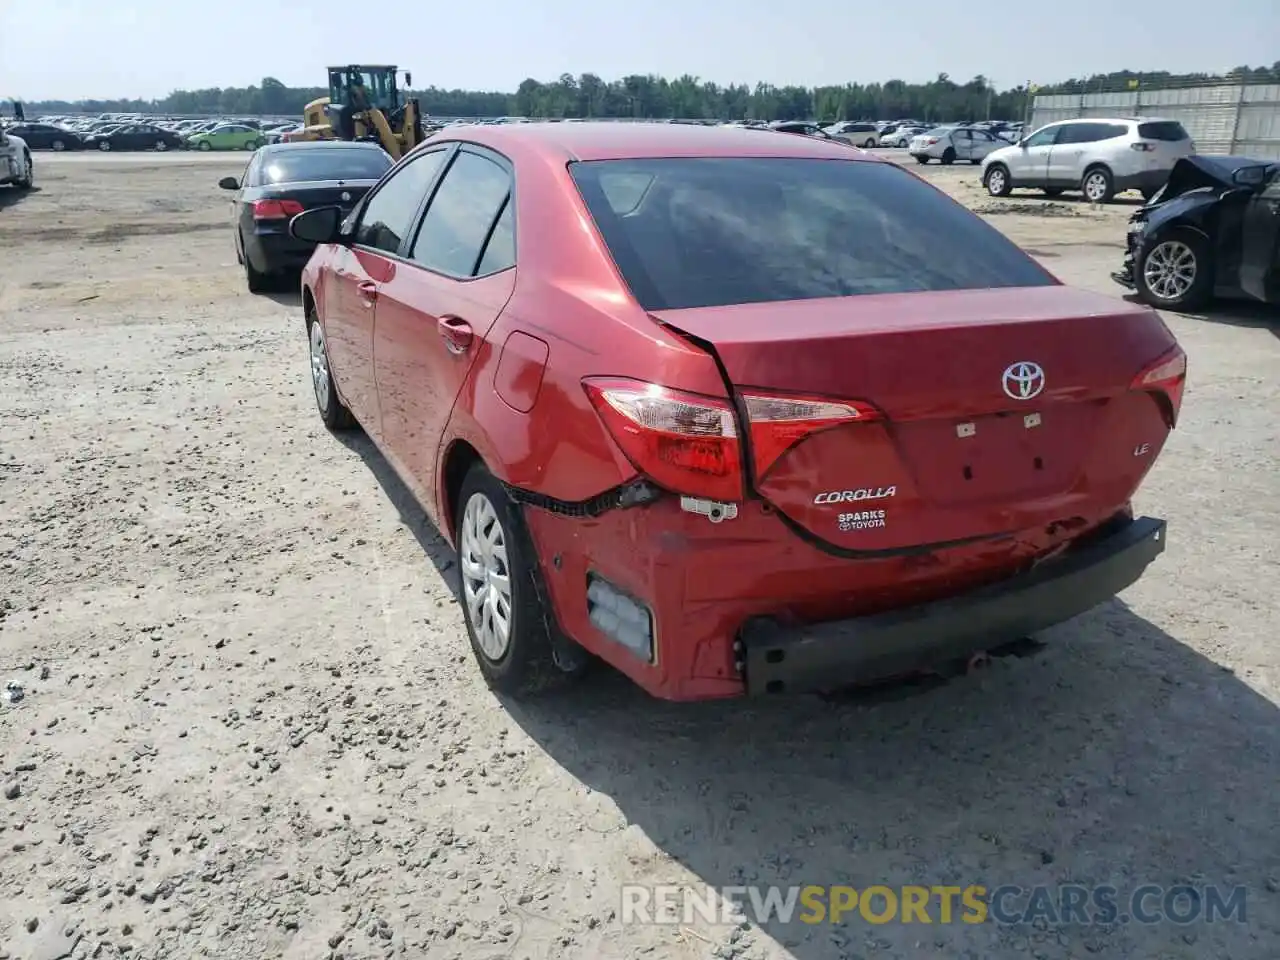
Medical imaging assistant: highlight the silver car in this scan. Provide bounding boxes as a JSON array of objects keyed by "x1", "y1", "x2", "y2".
[
  {"x1": 980, "y1": 117, "x2": 1195, "y2": 203},
  {"x1": 908, "y1": 126, "x2": 1004, "y2": 165}
]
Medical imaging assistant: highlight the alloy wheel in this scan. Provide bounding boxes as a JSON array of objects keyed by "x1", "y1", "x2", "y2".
[
  {"x1": 1142, "y1": 240, "x2": 1197, "y2": 301},
  {"x1": 1085, "y1": 172, "x2": 1108, "y2": 201},
  {"x1": 987, "y1": 169, "x2": 1006, "y2": 195},
  {"x1": 459, "y1": 493, "x2": 513, "y2": 661},
  {"x1": 309, "y1": 322, "x2": 331, "y2": 412}
]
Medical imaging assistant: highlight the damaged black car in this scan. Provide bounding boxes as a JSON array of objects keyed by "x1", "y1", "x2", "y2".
[{"x1": 1113, "y1": 155, "x2": 1280, "y2": 310}]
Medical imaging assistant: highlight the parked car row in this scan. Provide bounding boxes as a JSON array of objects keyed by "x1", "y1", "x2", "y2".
[{"x1": 0, "y1": 113, "x2": 303, "y2": 151}]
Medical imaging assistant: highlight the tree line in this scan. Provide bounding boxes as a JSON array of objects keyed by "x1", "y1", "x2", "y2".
[{"x1": 22, "y1": 64, "x2": 1280, "y2": 122}]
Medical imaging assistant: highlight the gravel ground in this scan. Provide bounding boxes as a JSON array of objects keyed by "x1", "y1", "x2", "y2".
[{"x1": 0, "y1": 150, "x2": 1277, "y2": 960}]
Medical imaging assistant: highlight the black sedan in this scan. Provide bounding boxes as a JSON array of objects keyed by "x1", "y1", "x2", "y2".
[
  {"x1": 82, "y1": 124, "x2": 186, "y2": 152},
  {"x1": 219, "y1": 141, "x2": 393, "y2": 292},
  {"x1": 3, "y1": 123, "x2": 82, "y2": 151},
  {"x1": 1113, "y1": 155, "x2": 1280, "y2": 310}
]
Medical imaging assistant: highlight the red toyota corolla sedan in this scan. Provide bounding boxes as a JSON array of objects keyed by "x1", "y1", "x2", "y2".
[{"x1": 290, "y1": 122, "x2": 1185, "y2": 701}]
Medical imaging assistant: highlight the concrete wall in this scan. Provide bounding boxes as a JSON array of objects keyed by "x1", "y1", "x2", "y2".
[{"x1": 1031, "y1": 83, "x2": 1280, "y2": 160}]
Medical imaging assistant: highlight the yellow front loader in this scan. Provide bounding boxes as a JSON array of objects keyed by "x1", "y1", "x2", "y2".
[{"x1": 287, "y1": 65, "x2": 425, "y2": 160}]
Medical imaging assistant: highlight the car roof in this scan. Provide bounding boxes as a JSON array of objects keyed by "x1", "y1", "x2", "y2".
[
  {"x1": 260, "y1": 141, "x2": 388, "y2": 154},
  {"x1": 1044, "y1": 116, "x2": 1176, "y2": 125},
  {"x1": 421, "y1": 121, "x2": 876, "y2": 164}
]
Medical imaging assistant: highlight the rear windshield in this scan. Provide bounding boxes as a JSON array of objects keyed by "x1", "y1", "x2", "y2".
[
  {"x1": 1137, "y1": 121, "x2": 1189, "y2": 142},
  {"x1": 256, "y1": 148, "x2": 392, "y2": 185},
  {"x1": 569, "y1": 157, "x2": 1052, "y2": 311}
]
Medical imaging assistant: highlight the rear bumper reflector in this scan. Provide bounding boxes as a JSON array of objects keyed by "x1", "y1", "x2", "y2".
[
  {"x1": 587, "y1": 573, "x2": 655, "y2": 663},
  {"x1": 739, "y1": 516, "x2": 1167, "y2": 695}
]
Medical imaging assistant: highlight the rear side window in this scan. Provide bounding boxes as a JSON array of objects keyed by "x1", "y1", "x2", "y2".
[
  {"x1": 1138, "y1": 121, "x2": 1189, "y2": 142},
  {"x1": 256, "y1": 148, "x2": 391, "y2": 185},
  {"x1": 570, "y1": 157, "x2": 1053, "y2": 311}
]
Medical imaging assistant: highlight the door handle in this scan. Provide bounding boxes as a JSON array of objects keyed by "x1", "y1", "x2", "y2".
[
  {"x1": 357, "y1": 280, "x2": 377, "y2": 306},
  {"x1": 437, "y1": 315, "x2": 474, "y2": 355}
]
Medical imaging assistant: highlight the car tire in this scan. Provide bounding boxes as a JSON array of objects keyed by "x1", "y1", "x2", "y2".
[
  {"x1": 1135, "y1": 227, "x2": 1213, "y2": 311},
  {"x1": 1043, "y1": 187, "x2": 1063, "y2": 197},
  {"x1": 242, "y1": 236, "x2": 272, "y2": 293},
  {"x1": 914, "y1": 155, "x2": 928, "y2": 164},
  {"x1": 984, "y1": 163, "x2": 1012, "y2": 197},
  {"x1": 97, "y1": 141, "x2": 111, "y2": 152},
  {"x1": 1081, "y1": 165, "x2": 1115, "y2": 203},
  {"x1": 14, "y1": 151, "x2": 33, "y2": 190},
  {"x1": 941, "y1": 147, "x2": 956, "y2": 165},
  {"x1": 51, "y1": 139, "x2": 65, "y2": 152},
  {"x1": 306, "y1": 310, "x2": 354, "y2": 430},
  {"x1": 863, "y1": 138, "x2": 876, "y2": 148},
  {"x1": 455, "y1": 462, "x2": 587, "y2": 697},
  {"x1": 155, "y1": 140, "x2": 168, "y2": 151},
  {"x1": 198, "y1": 141, "x2": 212, "y2": 151}
]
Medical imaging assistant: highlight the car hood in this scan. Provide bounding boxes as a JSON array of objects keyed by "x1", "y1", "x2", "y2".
[{"x1": 981, "y1": 144, "x2": 1018, "y2": 167}]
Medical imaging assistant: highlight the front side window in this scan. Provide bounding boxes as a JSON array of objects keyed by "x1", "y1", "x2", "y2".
[
  {"x1": 570, "y1": 157, "x2": 1052, "y2": 311},
  {"x1": 1022, "y1": 126, "x2": 1059, "y2": 148},
  {"x1": 354, "y1": 148, "x2": 449, "y2": 253},
  {"x1": 409, "y1": 150, "x2": 512, "y2": 277}
]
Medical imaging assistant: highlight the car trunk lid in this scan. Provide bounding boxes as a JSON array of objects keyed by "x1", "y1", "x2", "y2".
[{"x1": 651, "y1": 285, "x2": 1178, "y2": 552}]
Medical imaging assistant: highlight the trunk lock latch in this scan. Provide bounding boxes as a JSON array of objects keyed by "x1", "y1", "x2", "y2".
[{"x1": 680, "y1": 497, "x2": 738, "y2": 524}]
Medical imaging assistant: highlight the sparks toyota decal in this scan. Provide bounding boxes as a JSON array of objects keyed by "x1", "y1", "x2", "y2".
[{"x1": 813, "y1": 487, "x2": 897, "y2": 505}]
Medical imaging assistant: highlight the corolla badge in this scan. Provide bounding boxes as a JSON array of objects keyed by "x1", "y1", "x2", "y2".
[{"x1": 1002, "y1": 361, "x2": 1045, "y2": 400}]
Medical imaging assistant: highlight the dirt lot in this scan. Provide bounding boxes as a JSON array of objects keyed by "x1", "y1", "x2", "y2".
[{"x1": 1, "y1": 150, "x2": 1277, "y2": 960}]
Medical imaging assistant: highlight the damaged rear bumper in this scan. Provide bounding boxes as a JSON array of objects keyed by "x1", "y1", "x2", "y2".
[{"x1": 739, "y1": 516, "x2": 1167, "y2": 695}]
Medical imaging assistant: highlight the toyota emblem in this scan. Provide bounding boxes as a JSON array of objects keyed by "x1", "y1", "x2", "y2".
[
  {"x1": 1002, "y1": 361, "x2": 1045, "y2": 400},
  {"x1": 340, "y1": 191, "x2": 351, "y2": 202}
]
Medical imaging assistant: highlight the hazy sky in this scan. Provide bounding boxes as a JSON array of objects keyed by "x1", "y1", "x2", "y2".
[{"x1": 2, "y1": 0, "x2": 1277, "y2": 101}]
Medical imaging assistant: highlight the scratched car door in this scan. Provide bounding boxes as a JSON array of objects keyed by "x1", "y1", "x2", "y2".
[{"x1": 371, "y1": 145, "x2": 517, "y2": 514}]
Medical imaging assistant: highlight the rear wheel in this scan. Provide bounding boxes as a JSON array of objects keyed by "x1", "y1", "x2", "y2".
[
  {"x1": 984, "y1": 164, "x2": 1012, "y2": 197},
  {"x1": 1136, "y1": 227, "x2": 1213, "y2": 311},
  {"x1": 50, "y1": 139, "x2": 65, "y2": 152},
  {"x1": 154, "y1": 140, "x2": 168, "y2": 151},
  {"x1": 914, "y1": 154, "x2": 928, "y2": 164},
  {"x1": 455, "y1": 464, "x2": 586, "y2": 696},
  {"x1": 14, "y1": 152, "x2": 32, "y2": 190},
  {"x1": 1081, "y1": 165, "x2": 1114, "y2": 203},
  {"x1": 941, "y1": 147, "x2": 956, "y2": 165},
  {"x1": 242, "y1": 233, "x2": 272, "y2": 293},
  {"x1": 863, "y1": 138, "x2": 876, "y2": 148},
  {"x1": 198, "y1": 140, "x2": 212, "y2": 151},
  {"x1": 97, "y1": 140, "x2": 111, "y2": 152},
  {"x1": 307, "y1": 312, "x2": 354, "y2": 430}
]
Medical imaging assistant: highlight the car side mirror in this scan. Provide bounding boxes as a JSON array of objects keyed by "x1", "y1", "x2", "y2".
[
  {"x1": 218, "y1": 177, "x2": 239, "y2": 190},
  {"x1": 290, "y1": 205, "x2": 345, "y2": 244},
  {"x1": 1231, "y1": 165, "x2": 1265, "y2": 188}
]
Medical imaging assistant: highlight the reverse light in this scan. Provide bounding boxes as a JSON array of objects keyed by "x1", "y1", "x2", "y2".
[
  {"x1": 583, "y1": 378, "x2": 742, "y2": 501},
  {"x1": 741, "y1": 393, "x2": 881, "y2": 480},
  {"x1": 1131, "y1": 345, "x2": 1187, "y2": 427},
  {"x1": 252, "y1": 198, "x2": 304, "y2": 220}
]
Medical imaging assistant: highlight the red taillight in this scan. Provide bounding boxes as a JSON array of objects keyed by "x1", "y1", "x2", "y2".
[
  {"x1": 926, "y1": 137, "x2": 939, "y2": 145},
  {"x1": 1131, "y1": 345, "x2": 1187, "y2": 427},
  {"x1": 583, "y1": 378, "x2": 742, "y2": 501},
  {"x1": 741, "y1": 393, "x2": 881, "y2": 480},
  {"x1": 1131, "y1": 142, "x2": 1155, "y2": 152},
  {"x1": 252, "y1": 198, "x2": 304, "y2": 220}
]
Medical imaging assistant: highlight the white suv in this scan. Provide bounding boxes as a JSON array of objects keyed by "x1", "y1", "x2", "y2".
[
  {"x1": 980, "y1": 117, "x2": 1194, "y2": 203},
  {"x1": 0, "y1": 129, "x2": 33, "y2": 191}
]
